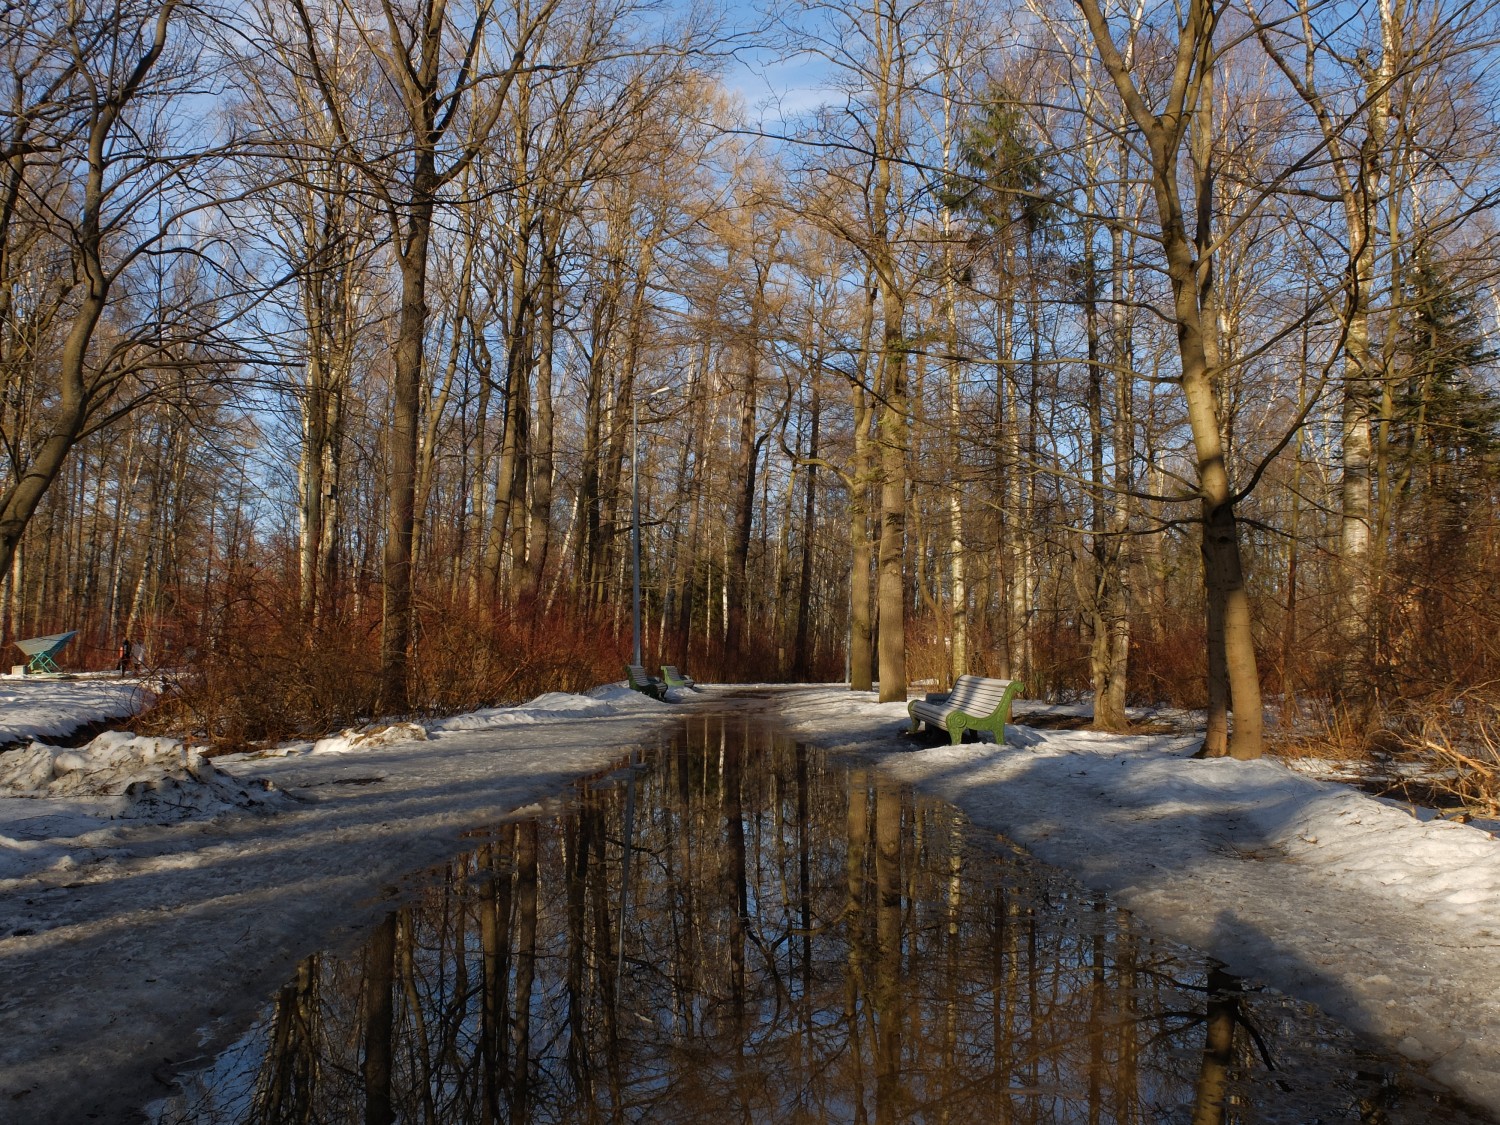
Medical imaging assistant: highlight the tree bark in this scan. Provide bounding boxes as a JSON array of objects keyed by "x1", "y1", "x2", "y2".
[{"x1": 1076, "y1": 0, "x2": 1263, "y2": 758}]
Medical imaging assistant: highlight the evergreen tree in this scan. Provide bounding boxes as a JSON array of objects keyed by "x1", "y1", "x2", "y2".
[
  {"x1": 942, "y1": 92, "x2": 1055, "y2": 240},
  {"x1": 1394, "y1": 252, "x2": 1500, "y2": 518}
]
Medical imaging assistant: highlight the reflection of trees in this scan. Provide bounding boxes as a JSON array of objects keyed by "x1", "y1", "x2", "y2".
[
  {"x1": 251, "y1": 960, "x2": 321, "y2": 1123},
  {"x1": 172, "y1": 717, "x2": 1413, "y2": 1124},
  {"x1": 360, "y1": 912, "x2": 396, "y2": 1125},
  {"x1": 1190, "y1": 967, "x2": 1239, "y2": 1125}
]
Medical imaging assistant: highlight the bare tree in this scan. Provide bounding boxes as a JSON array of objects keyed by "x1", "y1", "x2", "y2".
[
  {"x1": 1073, "y1": 0, "x2": 1265, "y2": 757},
  {"x1": 279, "y1": 0, "x2": 562, "y2": 707},
  {"x1": 0, "y1": 0, "x2": 206, "y2": 593}
]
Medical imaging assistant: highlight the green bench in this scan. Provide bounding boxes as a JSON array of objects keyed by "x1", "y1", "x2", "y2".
[
  {"x1": 908, "y1": 674, "x2": 1024, "y2": 745},
  {"x1": 625, "y1": 664, "x2": 668, "y2": 701},
  {"x1": 661, "y1": 665, "x2": 701, "y2": 692}
]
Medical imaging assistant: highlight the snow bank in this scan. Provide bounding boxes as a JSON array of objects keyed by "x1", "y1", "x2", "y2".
[
  {"x1": 431, "y1": 683, "x2": 668, "y2": 732},
  {"x1": 0, "y1": 683, "x2": 684, "y2": 1123},
  {"x1": 0, "y1": 684, "x2": 669, "y2": 891},
  {"x1": 201, "y1": 684, "x2": 670, "y2": 761},
  {"x1": 0, "y1": 678, "x2": 154, "y2": 744},
  {"x1": 767, "y1": 685, "x2": 1500, "y2": 1114},
  {"x1": 0, "y1": 731, "x2": 288, "y2": 820},
  {"x1": 311, "y1": 721, "x2": 429, "y2": 754}
]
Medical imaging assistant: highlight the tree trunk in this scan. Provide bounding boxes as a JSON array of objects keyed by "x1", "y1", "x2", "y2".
[
  {"x1": 1076, "y1": 0, "x2": 1263, "y2": 758},
  {"x1": 875, "y1": 327, "x2": 908, "y2": 704},
  {"x1": 793, "y1": 381, "x2": 820, "y2": 679},
  {"x1": 380, "y1": 182, "x2": 435, "y2": 711},
  {"x1": 724, "y1": 313, "x2": 762, "y2": 668},
  {"x1": 870, "y1": 1, "x2": 908, "y2": 705},
  {"x1": 849, "y1": 288, "x2": 877, "y2": 693},
  {"x1": 521, "y1": 235, "x2": 559, "y2": 608}
]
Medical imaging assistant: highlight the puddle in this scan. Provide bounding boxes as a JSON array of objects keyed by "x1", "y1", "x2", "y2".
[{"x1": 152, "y1": 714, "x2": 1491, "y2": 1124}]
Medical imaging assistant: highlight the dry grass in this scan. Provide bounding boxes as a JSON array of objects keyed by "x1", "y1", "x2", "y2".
[
  {"x1": 1270, "y1": 701, "x2": 1379, "y2": 764},
  {"x1": 1391, "y1": 692, "x2": 1500, "y2": 815},
  {"x1": 1271, "y1": 690, "x2": 1500, "y2": 815},
  {"x1": 1128, "y1": 612, "x2": 1209, "y2": 710}
]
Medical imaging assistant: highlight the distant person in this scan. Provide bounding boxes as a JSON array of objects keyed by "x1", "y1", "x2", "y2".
[{"x1": 117, "y1": 638, "x2": 132, "y2": 677}]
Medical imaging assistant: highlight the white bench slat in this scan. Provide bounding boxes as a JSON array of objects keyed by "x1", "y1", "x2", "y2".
[{"x1": 907, "y1": 675, "x2": 1023, "y2": 745}]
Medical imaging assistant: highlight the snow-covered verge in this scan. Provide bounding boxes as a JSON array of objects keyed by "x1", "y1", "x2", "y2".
[
  {"x1": 8, "y1": 677, "x2": 1500, "y2": 1122},
  {"x1": 0, "y1": 681, "x2": 679, "y2": 1124},
  {"x1": 0, "y1": 675, "x2": 155, "y2": 745},
  {"x1": 764, "y1": 685, "x2": 1500, "y2": 1117}
]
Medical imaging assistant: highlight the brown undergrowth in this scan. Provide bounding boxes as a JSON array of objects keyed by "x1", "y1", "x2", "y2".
[
  {"x1": 1273, "y1": 690, "x2": 1500, "y2": 814},
  {"x1": 131, "y1": 588, "x2": 628, "y2": 753}
]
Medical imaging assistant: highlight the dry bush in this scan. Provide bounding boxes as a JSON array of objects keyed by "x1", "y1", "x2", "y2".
[
  {"x1": 1271, "y1": 689, "x2": 1500, "y2": 813},
  {"x1": 132, "y1": 579, "x2": 384, "y2": 751},
  {"x1": 408, "y1": 602, "x2": 627, "y2": 713},
  {"x1": 1268, "y1": 700, "x2": 1380, "y2": 763},
  {"x1": 1366, "y1": 691, "x2": 1500, "y2": 813},
  {"x1": 133, "y1": 572, "x2": 632, "y2": 751},
  {"x1": 1128, "y1": 610, "x2": 1208, "y2": 709},
  {"x1": 1025, "y1": 620, "x2": 1090, "y2": 701},
  {"x1": 1373, "y1": 543, "x2": 1500, "y2": 700},
  {"x1": 904, "y1": 616, "x2": 955, "y2": 688}
]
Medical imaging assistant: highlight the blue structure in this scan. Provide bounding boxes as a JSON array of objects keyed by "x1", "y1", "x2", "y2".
[{"x1": 13, "y1": 631, "x2": 77, "y2": 674}]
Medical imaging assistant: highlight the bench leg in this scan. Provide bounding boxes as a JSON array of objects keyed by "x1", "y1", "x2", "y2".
[{"x1": 946, "y1": 718, "x2": 965, "y2": 745}]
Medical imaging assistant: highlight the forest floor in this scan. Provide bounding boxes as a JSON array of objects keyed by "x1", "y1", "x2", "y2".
[{"x1": 2, "y1": 680, "x2": 1499, "y2": 1121}]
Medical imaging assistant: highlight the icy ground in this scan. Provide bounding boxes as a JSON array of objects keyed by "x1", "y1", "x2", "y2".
[
  {"x1": 0, "y1": 684, "x2": 679, "y2": 1124},
  {"x1": 2, "y1": 682, "x2": 1500, "y2": 1121}
]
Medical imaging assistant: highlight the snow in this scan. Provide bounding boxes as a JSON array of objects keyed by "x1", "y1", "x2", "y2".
[
  {"x1": 769, "y1": 685, "x2": 1500, "y2": 1118},
  {"x1": 0, "y1": 678, "x2": 679, "y2": 1123},
  {"x1": 3, "y1": 678, "x2": 1500, "y2": 1122},
  {"x1": 0, "y1": 683, "x2": 672, "y2": 887},
  {"x1": 0, "y1": 675, "x2": 154, "y2": 744}
]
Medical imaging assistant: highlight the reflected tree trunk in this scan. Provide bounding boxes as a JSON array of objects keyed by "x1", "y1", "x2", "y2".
[
  {"x1": 724, "y1": 726, "x2": 748, "y2": 1021},
  {"x1": 873, "y1": 782, "x2": 902, "y2": 1124},
  {"x1": 361, "y1": 912, "x2": 397, "y2": 1125},
  {"x1": 565, "y1": 800, "x2": 594, "y2": 1103},
  {"x1": 1190, "y1": 968, "x2": 1240, "y2": 1125},
  {"x1": 796, "y1": 743, "x2": 813, "y2": 1021},
  {"x1": 480, "y1": 837, "x2": 514, "y2": 1122},
  {"x1": 253, "y1": 957, "x2": 321, "y2": 1124},
  {"x1": 511, "y1": 822, "x2": 539, "y2": 1120}
]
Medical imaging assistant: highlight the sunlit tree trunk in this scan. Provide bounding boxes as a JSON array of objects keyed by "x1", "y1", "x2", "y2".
[
  {"x1": 793, "y1": 379, "x2": 821, "y2": 679},
  {"x1": 1076, "y1": 0, "x2": 1263, "y2": 758},
  {"x1": 870, "y1": 0, "x2": 909, "y2": 703}
]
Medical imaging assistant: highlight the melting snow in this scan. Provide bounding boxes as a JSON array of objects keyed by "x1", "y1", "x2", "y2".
[
  {"x1": 5, "y1": 678, "x2": 1500, "y2": 1121},
  {"x1": 0, "y1": 676, "x2": 154, "y2": 744},
  {"x1": 0, "y1": 676, "x2": 683, "y2": 1122},
  {"x1": 770, "y1": 685, "x2": 1500, "y2": 1118}
]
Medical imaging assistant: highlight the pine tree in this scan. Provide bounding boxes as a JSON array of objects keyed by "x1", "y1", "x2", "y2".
[{"x1": 1394, "y1": 252, "x2": 1500, "y2": 518}]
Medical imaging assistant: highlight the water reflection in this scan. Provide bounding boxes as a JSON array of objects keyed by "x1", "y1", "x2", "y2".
[{"x1": 155, "y1": 715, "x2": 1488, "y2": 1124}]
